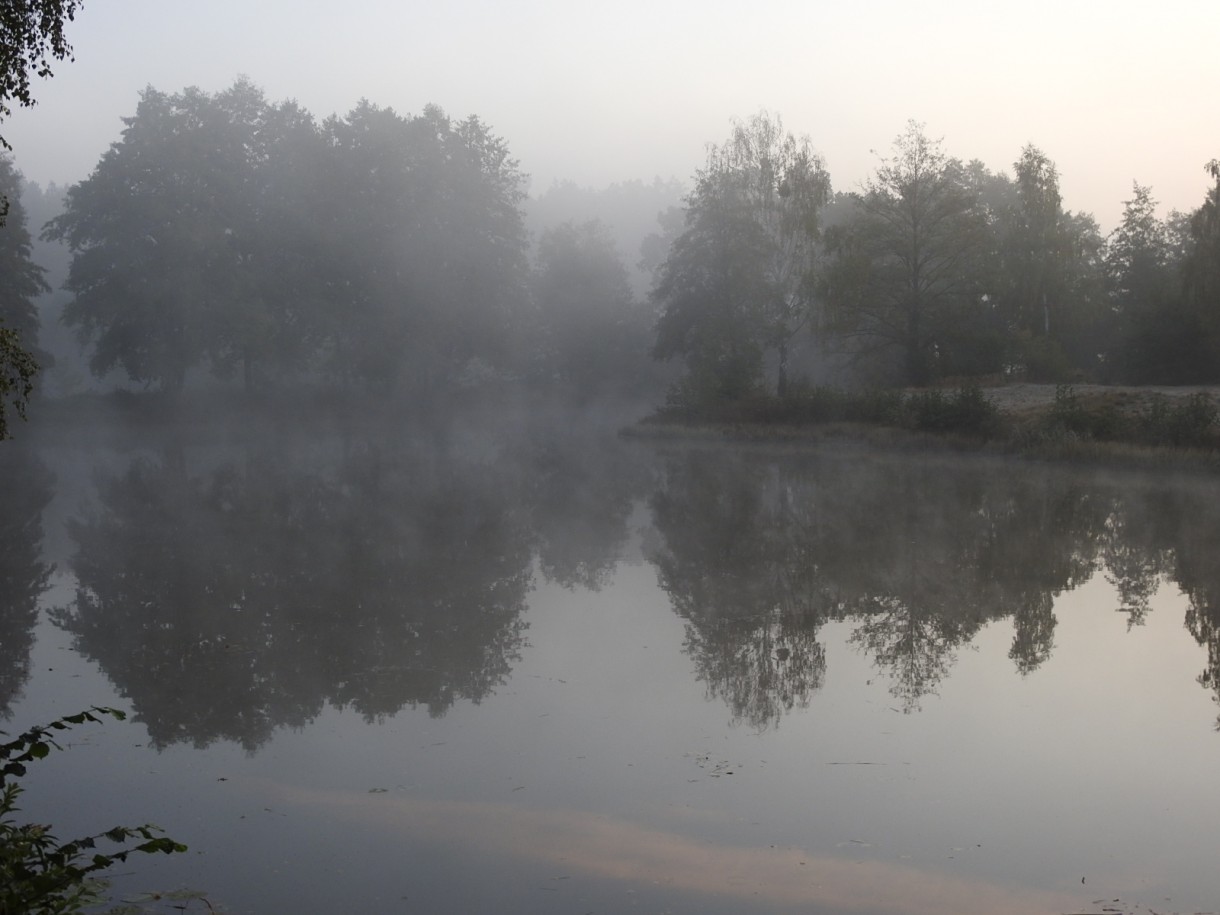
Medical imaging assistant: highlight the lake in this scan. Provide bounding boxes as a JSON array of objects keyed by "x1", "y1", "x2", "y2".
[{"x1": 5, "y1": 410, "x2": 1220, "y2": 914}]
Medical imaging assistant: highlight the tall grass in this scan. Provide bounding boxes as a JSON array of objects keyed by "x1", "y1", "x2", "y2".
[
  {"x1": 642, "y1": 383, "x2": 1220, "y2": 465},
  {"x1": 648, "y1": 382, "x2": 1001, "y2": 438}
]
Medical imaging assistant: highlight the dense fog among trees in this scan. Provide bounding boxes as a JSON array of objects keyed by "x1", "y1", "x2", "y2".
[
  {"x1": 2, "y1": 81, "x2": 1220, "y2": 420},
  {"x1": 39, "y1": 82, "x2": 534, "y2": 399}
]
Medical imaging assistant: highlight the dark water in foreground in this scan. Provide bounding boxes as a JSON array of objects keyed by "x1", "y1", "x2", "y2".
[{"x1": 4, "y1": 417, "x2": 1220, "y2": 914}]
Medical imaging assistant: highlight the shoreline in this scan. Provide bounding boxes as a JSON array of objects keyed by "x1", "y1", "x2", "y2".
[{"x1": 622, "y1": 383, "x2": 1220, "y2": 475}]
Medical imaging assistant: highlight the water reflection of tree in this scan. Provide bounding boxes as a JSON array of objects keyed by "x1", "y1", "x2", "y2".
[
  {"x1": 972, "y1": 476, "x2": 1106, "y2": 673},
  {"x1": 522, "y1": 431, "x2": 653, "y2": 591},
  {"x1": 37, "y1": 419, "x2": 1220, "y2": 741},
  {"x1": 1099, "y1": 492, "x2": 1177, "y2": 629},
  {"x1": 1161, "y1": 484, "x2": 1220, "y2": 727},
  {"x1": 649, "y1": 454, "x2": 829, "y2": 729},
  {"x1": 647, "y1": 450, "x2": 1141, "y2": 721},
  {"x1": 0, "y1": 448, "x2": 54, "y2": 716},
  {"x1": 52, "y1": 441, "x2": 533, "y2": 750},
  {"x1": 1185, "y1": 592, "x2": 1220, "y2": 730}
]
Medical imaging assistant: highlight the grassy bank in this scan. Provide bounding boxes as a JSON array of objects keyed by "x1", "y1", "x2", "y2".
[{"x1": 625, "y1": 383, "x2": 1220, "y2": 471}]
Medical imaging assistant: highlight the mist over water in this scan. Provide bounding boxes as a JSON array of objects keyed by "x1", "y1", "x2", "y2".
[
  {"x1": 3, "y1": 25, "x2": 1220, "y2": 911},
  {"x1": 5, "y1": 404, "x2": 1220, "y2": 913}
]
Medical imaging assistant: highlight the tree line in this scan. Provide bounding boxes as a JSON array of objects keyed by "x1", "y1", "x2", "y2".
[
  {"x1": 656, "y1": 114, "x2": 1220, "y2": 406},
  {"x1": 8, "y1": 423, "x2": 647, "y2": 745},
  {"x1": 649, "y1": 447, "x2": 1220, "y2": 725},
  {"x1": 2, "y1": 86, "x2": 1220, "y2": 425},
  {"x1": 0, "y1": 78, "x2": 663, "y2": 416}
]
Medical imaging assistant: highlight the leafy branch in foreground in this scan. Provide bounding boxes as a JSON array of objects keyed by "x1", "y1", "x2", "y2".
[
  {"x1": 0, "y1": 706, "x2": 189, "y2": 914},
  {"x1": 0, "y1": 0, "x2": 84, "y2": 152}
]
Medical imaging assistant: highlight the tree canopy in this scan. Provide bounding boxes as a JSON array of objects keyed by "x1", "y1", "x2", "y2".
[
  {"x1": 18, "y1": 88, "x2": 1220, "y2": 410},
  {"x1": 0, "y1": 1, "x2": 80, "y2": 435},
  {"x1": 46, "y1": 81, "x2": 533, "y2": 396},
  {"x1": 652, "y1": 112, "x2": 831, "y2": 404},
  {"x1": 0, "y1": 154, "x2": 45, "y2": 438},
  {"x1": 0, "y1": 0, "x2": 82, "y2": 155},
  {"x1": 824, "y1": 122, "x2": 989, "y2": 385}
]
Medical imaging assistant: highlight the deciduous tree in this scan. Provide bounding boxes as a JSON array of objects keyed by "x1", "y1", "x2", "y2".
[
  {"x1": 1001, "y1": 145, "x2": 1064, "y2": 337},
  {"x1": 986, "y1": 146, "x2": 1108, "y2": 379},
  {"x1": 318, "y1": 102, "x2": 531, "y2": 393},
  {"x1": 824, "y1": 122, "x2": 988, "y2": 385},
  {"x1": 1184, "y1": 160, "x2": 1220, "y2": 332},
  {"x1": 0, "y1": 1, "x2": 83, "y2": 433},
  {"x1": 0, "y1": 0, "x2": 82, "y2": 154},
  {"x1": 1105, "y1": 183, "x2": 1195, "y2": 381},
  {"x1": 652, "y1": 172, "x2": 772, "y2": 405},
  {"x1": 653, "y1": 112, "x2": 831, "y2": 403},
  {"x1": 47, "y1": 86, "x2": 238, "y2": 391},
  {"x1": 0, "y1": 155, "x2": 46, "y2": 437},
  {"x1": 1107, "y1": 182, "x2": 1171, "y2": 307}
]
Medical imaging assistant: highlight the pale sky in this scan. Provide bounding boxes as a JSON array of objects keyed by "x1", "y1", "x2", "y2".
[{"x1": 5, "y1": 0, "x2": 1218, "y2": 231}]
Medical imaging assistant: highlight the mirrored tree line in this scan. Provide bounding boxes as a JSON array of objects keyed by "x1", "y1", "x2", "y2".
[
  {"x1": 37, "y1": 429, "x2": 650, "y2": 750},
  {"x1": 0, "y1": 446, "x2": 52, "y2": 713},
  {"x1": 9, "y1": 436, "x2": 1220, "y2": 741},
  {"x1": 647, "y1": 449, "x2": 1220, "y2": 727}
]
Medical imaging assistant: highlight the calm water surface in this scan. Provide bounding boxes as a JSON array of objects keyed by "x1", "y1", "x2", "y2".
[{"x1": 4, "y1": 417, "x2": 1220, "y2": 914}]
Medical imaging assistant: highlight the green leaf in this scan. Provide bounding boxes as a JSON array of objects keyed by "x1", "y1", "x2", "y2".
[
  {"x1": 0, "y1": 708, "x2": 184, "y2": 913},
  {"x1": 135, "y1": 837, "x2": 188, "y2": 855},
  {"x1": 165, "y1": 888, "x2": 207, "y2": 900}
]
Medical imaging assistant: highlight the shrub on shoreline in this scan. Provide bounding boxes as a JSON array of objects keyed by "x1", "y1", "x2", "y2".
[
  {"x1": 641, "y1": 383, "x2": 1220, "y2": 462},
  {"x1": 1, "y1": 708, "x2": 190, "y2": 914},
  {"x1": 648, "y1": 382, "x2": 1001, "y2": 438}
]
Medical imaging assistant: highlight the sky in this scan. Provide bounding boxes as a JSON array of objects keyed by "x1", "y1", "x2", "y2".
[{"x1": 4, "y1": 0, "x2": 1219, "y2": 232}]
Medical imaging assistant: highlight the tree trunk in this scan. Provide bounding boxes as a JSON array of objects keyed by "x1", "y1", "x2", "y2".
[{"x1": 906, "y1": 305, "x2": 928, "y2": 385}]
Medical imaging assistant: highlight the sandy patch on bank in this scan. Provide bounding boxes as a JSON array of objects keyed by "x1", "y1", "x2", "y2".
[{"x1": 971, "y1": 383, "x2": 1220, "y2": 417}]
